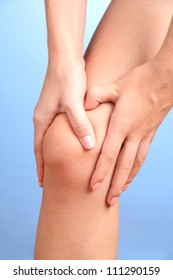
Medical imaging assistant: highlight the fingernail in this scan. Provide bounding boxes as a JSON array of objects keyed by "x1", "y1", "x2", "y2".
[
  {"x1": 109, "y1": 196, "x2": 119, "y2": 206},
  {"x1": 122, "y1": 184, "x2": 129, "y2": 192},
  {"x1": 81, "y1": 135, "x2": 94, "y2": 149},
  {"x1": 92, "y1": 182, "x2": 101, "y2": 191},
  {"x1": 39, "y1": 182, "x2": 43, "y2": 188}
]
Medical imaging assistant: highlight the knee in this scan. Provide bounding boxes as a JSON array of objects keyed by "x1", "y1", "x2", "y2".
[
  {"x1": 42, "y1": 111, "x2": 103, "y2": 195},
  {"x1": 42, "y1": 104, "x2": 114, "y2": 187},
  {"x1": 42, "y1": 113, "x2": 99, "y2": 174}
]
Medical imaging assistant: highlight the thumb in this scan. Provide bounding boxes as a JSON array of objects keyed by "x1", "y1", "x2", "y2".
[
  {"x1": 66, "y1": 102, "x2": 96, "y2": 150},
  {"x1": 84, "y1": 83, "x2": 119, "y2": 110}
]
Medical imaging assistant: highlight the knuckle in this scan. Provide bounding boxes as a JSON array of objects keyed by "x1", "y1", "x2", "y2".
[
  {"x1": 135, "y1": 158, "x2": 142, "y2": 167},
  {"x1": 34, "y1": 146, "x2": 38, "y2": 155},
  {"x1": 101, "y1": 152, "x2": 115, "y2": 165},
  {"x1": 62, "y1": 100, "x2": 73, "y2": 111},
  {"x1": 136, "y1": 154, "x2": 146, "y2": 167},
  {"x1": 110, "y1": 187, "x2": 122, "y2": 198},
  {"x1": 119, "y1": 160, "x2": 132, "y2": 175},
  {"x1": 123, "y1": 163, "x2": 132, "y2": 173},
  {"x1": 34, "y1": 143, "x2": 42, "y2": 155},
  {"x1": 33, "y1": 108, "x2": 42, "y2": 124},
  {"x1": 73, "y1": 122, "x2": 86, "y2": 135},
  {"x1": 63, "y1": 98, "x2": 80, "y2": 111},
  {"x1": 140, "y1": 149, "x2": 147, "y2": 160},
  {"x1": 93, "y1": 169, "x2": 105, "y2": 183},
  {"x1": 33, "y1": 108, "x2": 48, "y2": 127}
]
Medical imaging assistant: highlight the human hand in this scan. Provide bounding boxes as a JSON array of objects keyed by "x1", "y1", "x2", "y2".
[
  {"x1": 84, "y1": 57, "x2": 173, "y2": 206},
  {"x1": 33, "y1": 59, "x2": 95, "y2": 186}
]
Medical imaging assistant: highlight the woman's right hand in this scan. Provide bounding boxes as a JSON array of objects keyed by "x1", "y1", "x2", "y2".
[{"x1": 33, "y1": 59, "x2": 95, "y2": 186}]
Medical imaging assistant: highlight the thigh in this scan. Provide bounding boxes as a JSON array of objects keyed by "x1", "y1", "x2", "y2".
[{"x1": 84, "y1": 0, "x2": 173, "y2": 86}]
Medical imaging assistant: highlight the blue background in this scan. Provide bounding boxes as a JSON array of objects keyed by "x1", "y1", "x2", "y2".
[{"x1": 0, "y1": 0, "x2": 172, "y2": 260}]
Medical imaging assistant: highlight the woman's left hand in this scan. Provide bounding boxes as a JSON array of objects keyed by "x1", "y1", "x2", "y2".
[{"x1": 84, "y1": 56, "x2": 173, "y2": 206}]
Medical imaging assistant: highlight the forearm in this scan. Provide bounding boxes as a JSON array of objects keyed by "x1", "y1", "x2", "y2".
[
  {"x1": 45, "y1": 0, "x2": 87, "y2": 65},
  {"x1": 160, "y1": 15, "x2": 173, "y2": 55},
  {"x1": 155, "y1": 15, "x2": 173, "y2": 75}
]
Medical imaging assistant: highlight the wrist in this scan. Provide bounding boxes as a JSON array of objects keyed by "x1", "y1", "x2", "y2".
[
  {"x1": 48, "y1": 41, "x2": 84, "y2": 61},
  {"x1": 147, "y1": 53, "x2": 173, "y2": 108},
  {"x1": 150, "y1": 50, "x2": 173, "y2": 87},
  {"x1": 48, "y1": 53, "x2": 85, "y2": 73},
  {"x1": 46, "y1": 56, "x2": 85, "y2": 85}
]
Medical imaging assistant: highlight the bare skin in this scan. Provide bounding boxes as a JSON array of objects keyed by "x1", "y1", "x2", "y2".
[
  {"x1": 85, "y1": 2, "x2": 173, "y2": 204},
  {"x1": 35, "y1": 103, "x2": 119, "y2": 260},
  {"x1": 33, "y1": 0, "x2": 95, "y2": 187},
  {"x1": 34, "y1": 0, "x2": 173, "y2": 259}
]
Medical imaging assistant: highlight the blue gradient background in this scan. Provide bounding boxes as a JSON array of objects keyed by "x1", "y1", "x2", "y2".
[{"x1": 0, "y1": 0, "x2": 172, "y2": 260}]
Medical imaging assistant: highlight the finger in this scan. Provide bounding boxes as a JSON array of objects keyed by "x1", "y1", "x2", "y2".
[
  {"x1": 65, "y1": 102, "x2": 96, "y2": 150},
  {"x1": 90, "y1": 112, "x2": 124, "y2": 190},
  {"x1": 107, "y1": 138, "x2": 139, "y2": 205},
  {"x1": 84, "y1": 83, "x2": 119, "y2": 110},
  {"x1": 125, "y1": 129, "x2": 156, "y2": 186},
  {"x1": 33, "y1": 122, "x2": 45, "y2": 187}
]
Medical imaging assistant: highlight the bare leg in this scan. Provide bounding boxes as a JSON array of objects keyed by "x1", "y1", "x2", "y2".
[
  {"x1": 34, "y1": 0, "x2": 173, "y2": 259},
  {"x1": 85, "y1": 0, "x2": 173, "y2": 85},
  {"x1": 35, "y1": 103, "x2": 118, "y2": 259}
]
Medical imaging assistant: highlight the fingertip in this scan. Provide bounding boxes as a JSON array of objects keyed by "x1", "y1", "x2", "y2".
[
  {"x1": 109, "y1": 196, "x2": 119, "y2": 207},
  {"x1": 92, "y1": 182, "x2": 101, "y2": 191},
  {"x1": 84, "y1": 99, "x2": 99, "y2": 111},
  {"x1": 84, "y1": 99, "x2": 91, "y2": 110},
  {"x1": 37, "y1": 172, "x2": 43, "y2": 187},
  {"x1": 122, "y1": 184, "x2": 129, "y2": 192},
  {"x1": 81, "y1": 134, "x2": 95, "y2": 150}
]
